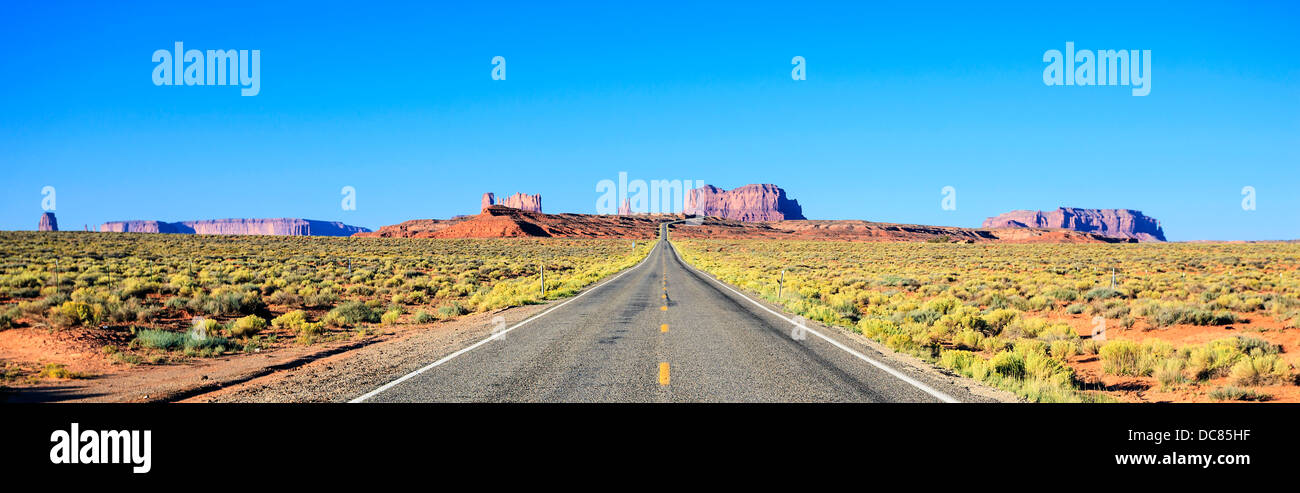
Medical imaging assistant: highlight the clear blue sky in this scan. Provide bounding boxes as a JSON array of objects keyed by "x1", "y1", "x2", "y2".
[{"x1": 1, "y1": 1, "x2": 1296, "y2": 241}]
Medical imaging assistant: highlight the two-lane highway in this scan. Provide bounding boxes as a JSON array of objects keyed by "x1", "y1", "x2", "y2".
[{"x1": 356, "y1": 231, "x2": 986, "y2": 403}]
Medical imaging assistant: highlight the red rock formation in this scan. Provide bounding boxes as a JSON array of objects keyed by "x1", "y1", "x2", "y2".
[
  {"x1": 37, "y1": 212, "x2": 58, "y2": 232},
  {"x1": 618, "y1": 199, "x2": 631, "y2": 215},
  {"x1": 982, "y1": 208, "x2": 1165, "y2": 242},
  {"x1": 99, "y1": 218, "x2": 369, "y2": 236},
  {"x1": 684, "y1": 184, "x2": 805, "y2": 222},
  {"x1": 358, "y1": 207, "x2": 1129, "y2": 243},
  {"x1": 480, "y1": 192, "x2": 542, "y2": 213}
]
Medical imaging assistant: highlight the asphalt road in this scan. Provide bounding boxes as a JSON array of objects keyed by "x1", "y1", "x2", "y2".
[{"x1": 357, "y1": 228, "x2": 988, "y2": 403}]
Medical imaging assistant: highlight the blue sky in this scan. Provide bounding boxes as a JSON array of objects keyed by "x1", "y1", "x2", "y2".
[{"x1": 1, "y1": 1, "x2": 1296, "y2": 241}]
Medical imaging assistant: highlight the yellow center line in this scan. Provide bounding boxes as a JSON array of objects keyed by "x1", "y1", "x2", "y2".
[
  {"x1": 661, "y1": 305, "x2": 667, "y2": 311},
  {"x1": 658, "y1": 362, "x2": 670, "y2": 386},
  {"x1": 661, "y1": 323, "x2": 669, "y2": 333}
]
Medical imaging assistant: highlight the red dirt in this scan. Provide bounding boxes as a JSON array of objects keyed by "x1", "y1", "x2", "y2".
[{"x1": 1061, "y1": 312, "x2": 1300, "y2": 402}]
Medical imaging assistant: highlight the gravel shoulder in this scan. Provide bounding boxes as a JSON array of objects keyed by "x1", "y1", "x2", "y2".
[{"x1": 180, "y1": 303, "x2": 553, "y2": 402}]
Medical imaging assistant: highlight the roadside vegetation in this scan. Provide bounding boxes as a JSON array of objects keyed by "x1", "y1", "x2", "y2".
[
  {"x1": 676, "y1": 240, "x2": 1300, "y2": 402},
  {"x1": 0, "y1": 232, "x2": 653, "y2": 372}
]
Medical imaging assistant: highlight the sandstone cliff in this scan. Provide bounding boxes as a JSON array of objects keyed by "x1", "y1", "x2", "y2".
[
  {"x1": 99, "y1": 218, "x2": 370, "y2": 236},
  {"x1": 982, "y1": 208, "x2": 1165, "y2": 242},
  {"x1": 358, "y1": 207, "x2": 1130, "y2": 243},
  {"x1": 38, "y1": 212, "x2": 58, "y2": 232},
  {"x1": 480, "y1": 192, "x2": 542, "y2": 213},
  {"x1": 684, "y1": 184, "x2": 805, "y2": 221}
]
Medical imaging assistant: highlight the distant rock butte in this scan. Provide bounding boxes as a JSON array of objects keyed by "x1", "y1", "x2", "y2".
[
  {"x1": 99, "y1": 218, "x2": 370, "y2": 236},
  {"x1": 982, "y1": 208, "x2": 1166, "y2": 242},
  {"x1": 38, "y1": 212, "x2": 58, "y2": 232},
  {"x1": 357, "y1": 206, "x2": 1132, "y2": 243},
  {"x1": 685, "y1": 184, "x2": 805, "y2": 221},
  {"x1": 480, "y1": 192, "x2": 542, "y2": 213}
]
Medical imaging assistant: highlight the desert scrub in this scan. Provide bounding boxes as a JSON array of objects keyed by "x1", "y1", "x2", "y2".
[
  {"x1": 1228, "y1": 354, "x2": 1292, "y2": 387},
  {"x1": 230, "y1": 315, "x2": 267, "y2": 338},
  {"x1": 436, "y1": 302, "x2": 468, "y2": 319},
  {"x1": 323, "y1": 301, "x2": 380, "y2": 327},
  {"x1": 133, "y1": 328, "x2": 233, "y2": 355},
  {"x1": 1209, "y1": 385, "x2": 1269, "y2": 402},
  {"x1": 58, "y1": 301, "x2": 103, "y2": 327},
  {"x1": 0, "y1": 232, "x2": 653, "y2": 354},
  {"x1": 271, "y1": 310, "x2": 309, "y2": 330},
  {"x1": 1153, "y1": 359, "x2": 1188, "y2": 389},
  {"x1": 37, "y1": 363, "x2": 88, "y2": 380},
  {"x1": 381, "y1": 309, "x2": 402, "y2": 326},
  {"x1": 413, "y1": 310, "x2": 435, "y2": 324},
  {"x1": 1099, "y1": 340, "x2": 1153, "y2": 376}
]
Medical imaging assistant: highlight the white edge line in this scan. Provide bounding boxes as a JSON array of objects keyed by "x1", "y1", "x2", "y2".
[
  {"x1": 668, "y1": 241, "x2": 960, "y2": 403},
  {"x1": 350, "y1": 240, "x2": 662, "y2": 403}
]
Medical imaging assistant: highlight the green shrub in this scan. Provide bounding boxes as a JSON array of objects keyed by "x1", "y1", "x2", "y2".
[
  {"x1": 940, "y1": 350, "x2": 979, "y2": 374},
  {"x1": 1209, "y1": 385, "x2": 1269, "y2": 401},
  {"x1": 953, "y1": 329, "x2": 983, "y2": 350},
  {"x1": 1236, "y1": 336, "x2": 1280, "y2": 356},
  {"x1": 298, "y1": 322, "x2": 325, "y2": 336},
  {"x1": 1154, "y1": 359, "x2": 1187, "y2": 388},
  {"x1": 981, "y1": 308, "x2": 1020, "y2": 333},
  {"x1": 990, "y1": 351, "x2": 1026, "y2": 380},
  {"x1": 230, "y1": 315, "x2": 267, "y2": 338},
  {"x1": 857, "y1": 318, "x2": 895, "y2": 339},
  {"x1": 271, "y1": 310, "x2": 309, "y2": 330},
  {"x1": 323, "y1": 301, "x2": 379, "y2": 327},
  {"x1": 437, "y1": 302, "x2": 468, "y2": 319},
  {"x1": 1025, "y1": 352, "x2": 1073, "y2": 381},
  {"x1": 1081, "y1": 338, "x2": 1102, "y2": 355},
  {"x1": 1151, "y1": 304, "x2": 1238, "y2": 328},
  {"x1": 1099, "y1": 340, "x2": 1152, "y2": 376},
  {"x1": 885, "y1": 333, "x2": 915, "y2": 352},
  {"x1": 192, "y1": 290, "x2": 264, "y2": 316},
  {"x1": 59, "y1": 301, "x2": 102, "y2": 326},
  {"x1": 1046, "y1": 287, "x2": 1079, "y2": 302},
  {"x1": 381, "y1": 309, "x2": 402, "y2": 326},
  {"x1": 1228, "y1": 354, "x2": 1291, "y2": 387},
  {"x1": 134, "y1": 327, "x2": 232, "y2": 353},
  {"x1": 1049, "y1": 340, "x2": 1079, "y2": 359},
  {"x1": 1085, "y1": 287, "x2": 1122, "y2": 301},
  {"x1": 38, "y1": 363, "x2": 87, "y2": 379},
  {"x1": 1186, "y1": 340, "x2": 1244, "y2": 380},
  {"x1": 414, "y1": 310, "x2": 435, "y2": 324}
]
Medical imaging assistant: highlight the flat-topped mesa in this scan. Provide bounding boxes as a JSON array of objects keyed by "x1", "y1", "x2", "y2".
[
  {"x1": 99, "y1": 218, "x2": 370, "y2": 236},
  {"x1": 685, "y1": 184, "x2": 806, "y2": 222},
  {"x1": 38, "y1": 212, "x2": 58, "y2": 232},
  {"x1": 480, "y1": 192, "x2": 542, "y2": 213},
  {"x1": 982, "y1": 207, "x2": 1166, "y2": 242}
]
